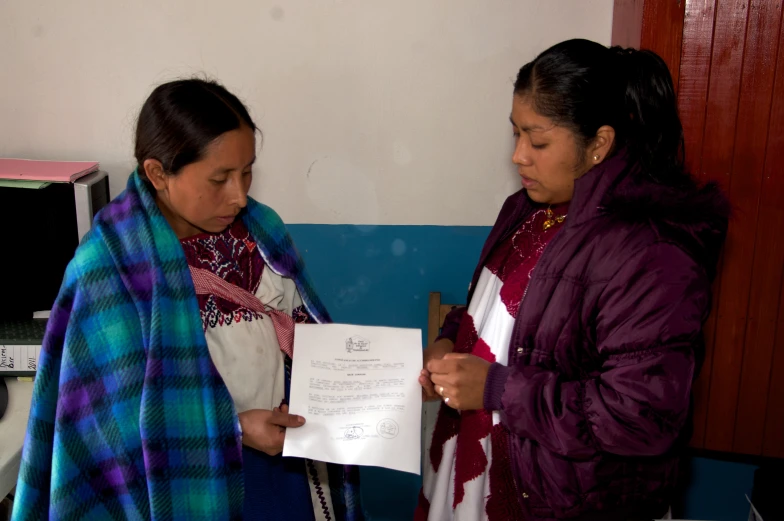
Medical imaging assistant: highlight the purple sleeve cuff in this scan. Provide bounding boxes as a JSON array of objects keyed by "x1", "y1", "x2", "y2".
[
  {"x1": 483, "y1": 363, "x2": 512, "y2": 411},
  {"x1": 436, "y1": 307, "x2": 466, "y2": 344},
  {"x1": 435, "y1": 329, "x2": 458, "y2": 344}
]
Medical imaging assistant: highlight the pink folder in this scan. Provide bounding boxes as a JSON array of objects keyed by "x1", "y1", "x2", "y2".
[{"x1": 0, "y1": 158, "x2": 99, "y2": 182}]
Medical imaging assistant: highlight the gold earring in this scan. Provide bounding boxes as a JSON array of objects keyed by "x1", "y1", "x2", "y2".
[{"x1": 593, "y1": 155, "x2": 600, "y2": 162}]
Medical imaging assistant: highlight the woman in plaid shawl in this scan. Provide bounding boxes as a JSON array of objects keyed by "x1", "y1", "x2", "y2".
[{"x1": 13, "y1": 79, "x2": 363, "y2": 521}]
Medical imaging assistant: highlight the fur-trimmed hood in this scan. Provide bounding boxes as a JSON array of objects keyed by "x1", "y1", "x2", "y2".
[
  {"x1": 559, "y1": 151, "x2": 729, "y2": 280},
  {"x1": 600, "y1": 162, "x2": 730, "y2": 280}
]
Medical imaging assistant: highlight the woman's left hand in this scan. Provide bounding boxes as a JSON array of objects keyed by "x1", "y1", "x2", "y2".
[{"x1": 427, "y1": 353, "x2": 491, "y2": 411}]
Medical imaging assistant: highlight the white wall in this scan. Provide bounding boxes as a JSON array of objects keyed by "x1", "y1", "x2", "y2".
[{"x1": 0, "y1": 0, "x2": 613, "y2": 226}]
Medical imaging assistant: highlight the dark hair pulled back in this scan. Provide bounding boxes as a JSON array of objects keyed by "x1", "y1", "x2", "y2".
[
  {"x1": 135, "y1": 78, "x2": 258, "y2": 176},
  {"x1": 514, "y1": 38, "x2": 691, "y2": 187}
]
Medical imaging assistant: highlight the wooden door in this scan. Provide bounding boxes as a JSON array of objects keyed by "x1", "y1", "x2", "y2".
[{"x1": 612, "y1": 0, "x2": 784, "y2": 457}]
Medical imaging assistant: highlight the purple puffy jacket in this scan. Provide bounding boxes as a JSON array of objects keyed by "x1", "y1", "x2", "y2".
[{"x1": 439, "y1": 153, "x2": 729, "y2": 520}]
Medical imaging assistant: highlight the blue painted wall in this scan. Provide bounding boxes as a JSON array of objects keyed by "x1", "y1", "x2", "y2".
[
  {"x1": 680, "y1": 457, "x2": 756, "y2": 521},
  {"x1": 287, "y1": 224, "x2": 757, "y2": 521}
]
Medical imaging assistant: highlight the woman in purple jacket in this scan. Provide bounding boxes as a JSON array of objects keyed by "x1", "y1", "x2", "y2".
[{"x1": 416, "y1": 39, "x2": 729, "y2": 521}]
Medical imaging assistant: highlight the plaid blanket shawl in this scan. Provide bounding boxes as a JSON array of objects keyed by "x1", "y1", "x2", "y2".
[{"x1": 13, "y1": 171, "x2": 363, "y2": 521}]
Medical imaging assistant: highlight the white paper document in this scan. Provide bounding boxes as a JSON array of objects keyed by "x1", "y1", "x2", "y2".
[
  {"x1": 0, "y1": 345, "x2": 41, "y2": 373},
  {"x1": 283, "y1": 323, "x2": 423, "y2": 474}
]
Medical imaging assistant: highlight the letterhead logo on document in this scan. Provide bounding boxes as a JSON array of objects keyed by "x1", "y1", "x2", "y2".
[{"x1": 345, "y1": 335, "x2": 370, "y2": 353}]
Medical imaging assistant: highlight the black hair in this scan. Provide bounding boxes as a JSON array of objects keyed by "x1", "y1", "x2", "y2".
[
  {"x1": 134, "y1": 78, "x2": 258, "y2": 176},
  {"x1": 514, "y1": 39, "x2": 692, "y2": 187}
]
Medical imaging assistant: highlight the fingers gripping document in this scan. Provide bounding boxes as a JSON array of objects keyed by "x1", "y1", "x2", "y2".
[{"x1": 282, "y1": 324, "x2": 423, "y2": 475}]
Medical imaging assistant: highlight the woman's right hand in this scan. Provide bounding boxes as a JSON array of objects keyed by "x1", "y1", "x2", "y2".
[
  {"x1": 238, "y1": 404, "x2": 305, "y2": 456},
  {"x1": 420, "y1": 338, "x2": 455, "y2": 401}
]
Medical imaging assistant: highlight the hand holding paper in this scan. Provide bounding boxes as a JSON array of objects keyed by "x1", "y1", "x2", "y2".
[{"x1": 239, "y1": 405, "x2": 305, "y2": 456}]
